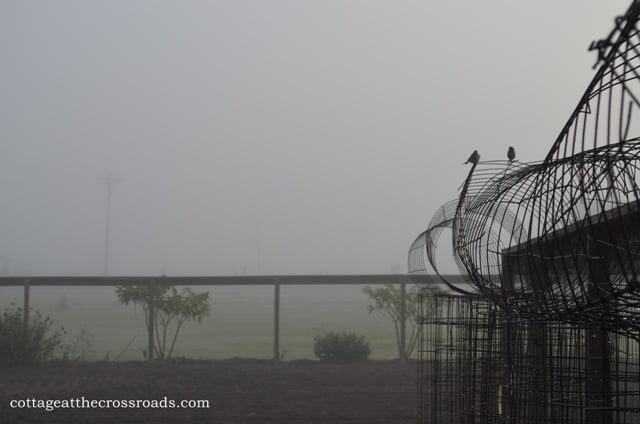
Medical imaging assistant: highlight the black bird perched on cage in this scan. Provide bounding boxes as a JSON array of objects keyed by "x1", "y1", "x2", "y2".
[
  {"x1": 463, "y1": 150, "x2": 480, "y2": 165},
  {"x1": 507, "y1": 146, "x2": 516, "y2": 163}
]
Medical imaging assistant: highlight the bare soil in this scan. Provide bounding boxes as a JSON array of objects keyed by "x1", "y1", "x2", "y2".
[{"x1": 0, "y1": 358, "x2": 417, "y2": 423}]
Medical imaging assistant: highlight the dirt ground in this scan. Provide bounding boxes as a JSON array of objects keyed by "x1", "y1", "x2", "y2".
[{"x1": 0, "y1": 358, "x2": 417, "y2": 423}]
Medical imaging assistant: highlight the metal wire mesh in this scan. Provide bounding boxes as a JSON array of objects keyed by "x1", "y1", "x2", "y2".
[
  {"x1": 418, "y1": 294, "x2": 501, "y2": 424},
  {"x1": 412, "y1": 2, "x2": 640, "y2": 423},
  {"x1": 451, "y1": 1, "x2": 640, "y2": 327},
  {"x1": 505, "y1": 319, "x2": 640, "y2": 424},
  {"x1": 417, "y1": 294, "x2": 640, "y2": 424}
]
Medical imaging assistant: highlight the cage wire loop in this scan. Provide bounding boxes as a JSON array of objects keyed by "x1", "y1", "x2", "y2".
[{"x1": 412, "y1": 1, "x2": 640, "y2": 423}]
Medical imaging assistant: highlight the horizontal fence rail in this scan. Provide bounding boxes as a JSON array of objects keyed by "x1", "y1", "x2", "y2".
[{"x1": 0, "y1": 274, "x2": 431, "y2": 287}]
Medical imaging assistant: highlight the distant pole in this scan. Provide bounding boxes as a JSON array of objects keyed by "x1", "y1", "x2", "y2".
[
  {"x1": 98, "y1": 173, "x2": 119, "y2": 276},
  {"x1": 104, "y1": 174, "x2": 112, "y2": 276},
  {"x1": 256, "y1": 219, "x2": 261, "y2": 274}
]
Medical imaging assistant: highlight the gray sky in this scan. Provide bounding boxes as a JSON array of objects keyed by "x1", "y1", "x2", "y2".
[{"x1": 0, "y1": 1, "x2": 631, "y2": 276}]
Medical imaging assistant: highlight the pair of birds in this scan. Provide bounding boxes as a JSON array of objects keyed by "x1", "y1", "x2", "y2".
[{"x1": 463, "y1": 147, "x2": 515, "y2": 165}]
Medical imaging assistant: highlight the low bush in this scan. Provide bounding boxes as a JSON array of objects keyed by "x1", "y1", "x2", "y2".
[
  {"x1": 0, "y1": 302, "x2": 66, "y2": 365},
  {"x1": 60, "y1": 328, "x2": 94, "y2": 361},
  {"x1": 313, "y1": 331, "x2": 371, "y2": 362}
]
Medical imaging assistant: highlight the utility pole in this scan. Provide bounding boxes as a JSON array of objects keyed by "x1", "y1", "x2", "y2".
[
  {"x1": 98, "y1": 173, "x2": 119, "y2": 276},
  {"x1": 256, "y1": 218, "x2": 261, "y2": 274}
]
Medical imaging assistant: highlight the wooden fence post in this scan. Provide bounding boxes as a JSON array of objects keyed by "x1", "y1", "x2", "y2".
[
  {"x1": 400, "y1": 282, "x2": 407, "y2": 361},
  {"x1": 148, "y1": 279, "x2": 156, "y2": 361},
  {"x1": 23, "y1": 279, "x2": 30, "y2": 332},
  {"x1": 274, "y1": 279, "x2": 280, "y2": 364}
]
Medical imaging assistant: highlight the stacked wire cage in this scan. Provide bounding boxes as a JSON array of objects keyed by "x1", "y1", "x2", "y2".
[
  {"x1": 417, "y1": 293, "x2": 501, "y2": 424},
  {"x1": 410, "y1": 2, "x2": 640, "y2": 423}
]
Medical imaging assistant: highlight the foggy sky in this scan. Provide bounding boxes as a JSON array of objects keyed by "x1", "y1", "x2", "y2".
[{"x1": 0, "y1": 1, "x2": 631, "y2": 276}]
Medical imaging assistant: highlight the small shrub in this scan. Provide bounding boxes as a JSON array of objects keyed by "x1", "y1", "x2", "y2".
[
  {"x1": 60, "y1": 329, "x2": 94, "y2": 361},
  {"x1": 0, "y1": 301, "x2": 66, "y2": 365},
  {"x1": 115, "y1": 285, "x2": 211, "y2": 360},
  {"x1": 313, "y1": 331, "x2": 371, "y2": 362}
]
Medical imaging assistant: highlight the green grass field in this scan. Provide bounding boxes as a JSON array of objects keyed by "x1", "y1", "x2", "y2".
[{"x1": 0, "y1": 285, "x2": 408, "y2": 361}]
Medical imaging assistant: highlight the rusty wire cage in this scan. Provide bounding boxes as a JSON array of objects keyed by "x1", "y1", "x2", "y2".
[
  {"x1": 453, "y1": 0, "x2": 640, "y2": 330},
  {"x1": 503, "y1": 318, "x2": 640, "y2": 424},
  {"x1": 411, "y1": 2, "x2": 640, "y2": 423},
  {"x1": 417, "y1": 296, "x2": 640, "y2": 424},
  {"x1": 418, "y1": 293, "x2": 501, "y2": 424}
]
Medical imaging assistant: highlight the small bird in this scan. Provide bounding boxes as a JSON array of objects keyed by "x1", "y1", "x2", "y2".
[
  {"x1": 507, "y1": 146, "x2": 516, "y2": 163},
  {"x1": 463, "y1": 150, "x2": 480, "y2": 165}
]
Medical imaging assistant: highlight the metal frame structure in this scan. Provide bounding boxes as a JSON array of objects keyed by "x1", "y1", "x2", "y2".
[{"x1": 412, "y1": 1, "x2": 640, "y2": 423}]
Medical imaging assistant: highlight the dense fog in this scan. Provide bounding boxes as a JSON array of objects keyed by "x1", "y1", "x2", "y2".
[{"x1": 0, "y1": 1, "x2": 628, "y2": 276}]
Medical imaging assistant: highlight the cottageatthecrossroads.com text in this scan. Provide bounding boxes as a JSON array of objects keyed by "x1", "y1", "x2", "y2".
[{"x1": 9, "y1": 397, "x2": 210, "y2": 412}]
